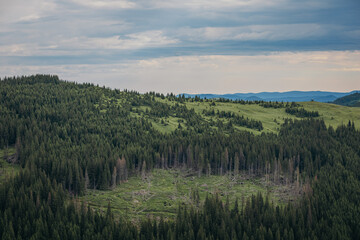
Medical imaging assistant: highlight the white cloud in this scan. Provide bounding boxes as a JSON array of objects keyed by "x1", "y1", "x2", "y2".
[
  {"x1": 178, "y1": 24, "x2": 325, "y2": 42},
  {"x1": 0, "y1": 30, "x2": 178, "y2": 56},
  {"x1": 69, "y1": 0, "x2": 136, "y2": 9},
  {"x1": 19, "y1": 14, "x2": 41, "y2": 22},
  {"x1": 0, "y1": 0, "x2": 57, "y2": 23},
  {"x1": 60, "y1": 31, "x2": 178, "y2": 50},
  {"x1": 64, "y1": 30, "x2": 178, "y2": 50},
  {"x1": 0, "y1": 43, "x2": 46, "y2": 56},
  {"x1": 139, "y1": 0, "x2": 329, "y2": 12},
  {"x1": 145, "y1": 0, "x2": 285, "y2": 10},
  {"x1": 81, "y1": 30, "x2": 178, "y2": 50}
]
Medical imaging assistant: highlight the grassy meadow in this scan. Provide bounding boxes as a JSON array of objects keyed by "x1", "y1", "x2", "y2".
[
  {"x1": 156, "y1": 98, "x2": 360, "y2": 134},
  {"x1": 99, "y1": 93, "x2": 360, "y2": 135},
  {"x1": 81, "y1": 169, "x2": 299, "y2": 222}
]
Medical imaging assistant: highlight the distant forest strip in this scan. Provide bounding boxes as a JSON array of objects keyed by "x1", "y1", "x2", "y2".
[
  {"x1": 260, "y1": 101, "x2": 300, "y2": 109},
  {"x1": 202, "y1": 109, "x2": 263, "y2": 131},
  {"x1": 0, "y1": 75, "x2": 359, "y2": 239},
  {"x1": 285, "y1": 107, "x2": 320, "y2": 118}
]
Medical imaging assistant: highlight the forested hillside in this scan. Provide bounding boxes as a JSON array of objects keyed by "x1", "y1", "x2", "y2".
[
  {"x1": 333, "y1": 92, "x2": 360, "y2": 107},
  {"x1": 1, "y1": 75, "x2": 360, "y2": 239}
]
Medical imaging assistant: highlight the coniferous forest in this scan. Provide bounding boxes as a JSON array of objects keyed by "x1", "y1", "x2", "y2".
[{"x1": 1, "y1": 75, "x2": 360, "y2": 239}]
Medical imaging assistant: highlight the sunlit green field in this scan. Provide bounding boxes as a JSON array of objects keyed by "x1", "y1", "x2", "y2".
[
  {"x1": 100, "y1": 93, "x2": 360, "y2": 135},
  {"x1": 155, "y1": 98, "x2": 360, "y2": 134},
  {"x1": 301, "y1": 102, "x2": 360, "y2": 129}
]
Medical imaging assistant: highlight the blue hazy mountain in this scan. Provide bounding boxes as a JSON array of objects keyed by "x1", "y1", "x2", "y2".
[{"x1": 181, "y1": 91, "x2": 359, "y2": 102}]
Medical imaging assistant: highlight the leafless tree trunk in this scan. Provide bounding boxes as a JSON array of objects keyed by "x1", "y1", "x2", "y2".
[
  {"x1": 234, "y1": 153, "x2": 239, "y2": 175},
  {"x1": 296, "y1": 166, "x2": 300, "y2": 191},
  {"x1": 116, "y1": 156, "x2": 128, "y2": 184},
  {"x1": 161, "y1": 154, "x2": 165, "y2": 169},
  {"x1": 111, "y1": 167, "x2": 117, "y2": 189},
  {"x1": 141, "y1": 160, "x2": 146, "y2": 180},
  {"x1": 14, "y1": 137, "x2": 21, "y2": 163},
  {"x1": 84, "y1": 168, "x2": 90, "y2": 190}
]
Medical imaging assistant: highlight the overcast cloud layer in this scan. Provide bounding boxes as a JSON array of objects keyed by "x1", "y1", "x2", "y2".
[{"x1": 1, "y1": 0, "x2": 359, "y2": 93}]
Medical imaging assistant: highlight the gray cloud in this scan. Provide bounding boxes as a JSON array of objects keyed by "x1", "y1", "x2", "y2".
[{"x1": 0, "y1": 0, "x2": 359, "y2": 92}]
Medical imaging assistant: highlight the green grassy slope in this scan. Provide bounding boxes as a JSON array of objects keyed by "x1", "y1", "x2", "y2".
[
  {"x1": 102, "y1": 93, "x2": 360, "y2": 135},
  {"x1": 302, "y1": 101, "x2": 360, "y2": 129},
  {"x1": 184, "y1": 101, "x2": 289, "y2": 134},
  {"x1": 187, "y1": 101, "x2": 360, "y2": 133},
  {"x1": 97, "y1": 91, "x2": 360, "y2": 135},
  {"x1": 81, "y1": 169, "x2": 298, "y2": 222},
  {"x1": 154, "y1": 98, "x2": 360, "y2": 134}
]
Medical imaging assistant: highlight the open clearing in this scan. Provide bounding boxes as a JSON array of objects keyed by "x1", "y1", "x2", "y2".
[
  {"x1": 0, "y1": 147, "x2": 19, "y2": 183},
  {"x1": 81, "y1": 169, "x2": 300, "y2": 222}
]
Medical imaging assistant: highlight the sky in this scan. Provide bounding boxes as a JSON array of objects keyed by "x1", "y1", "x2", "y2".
[{"x1": 0, "y1": 0, "x2": 359, "y2": 93}]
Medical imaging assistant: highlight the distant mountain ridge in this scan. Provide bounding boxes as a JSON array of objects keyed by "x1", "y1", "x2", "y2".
[{"x1": 182, "y1": 91, "x2": 359, "y2": 102}]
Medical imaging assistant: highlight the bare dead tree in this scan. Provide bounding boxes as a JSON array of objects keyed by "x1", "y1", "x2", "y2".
[{"x1": 84, "y1": 168, "x2": 90, "y2": 190}]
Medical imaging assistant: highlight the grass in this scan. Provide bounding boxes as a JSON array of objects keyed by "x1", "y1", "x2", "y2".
[
  {"x1": 81, "y1": 169, "x2": 298, "y2": 222},
  {"x1": 185, "y1": 101, "x2": 287, "y2": 134},
  {"x1": 100, "y1": 94, "x2": 360, "y2": 135},
  {"x1": 0, "y1": 147, "x2": 20, "y2": 183},
  {"x1": 149, "y1": 116, "x2": 183, "y2": 134},
  {"x1": 302, "y1": 102, "x2": 360, "y2": 130},
  {"x1": 155, "y1": 99, "x2": 360, "y2": 134}
]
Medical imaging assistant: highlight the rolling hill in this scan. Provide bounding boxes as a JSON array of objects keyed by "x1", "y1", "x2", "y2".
[{"x1": 333, "y1": 92, "x2": 360, "y2": 107}]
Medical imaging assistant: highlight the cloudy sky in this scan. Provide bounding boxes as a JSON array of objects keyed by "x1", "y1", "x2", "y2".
[{"x1": 0, "y1": 0, "x2": 359, "y2": 93}]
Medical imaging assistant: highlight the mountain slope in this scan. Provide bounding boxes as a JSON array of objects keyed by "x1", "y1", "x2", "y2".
[
  {"x1": 333, "y1": 92, "x2": 360, "y2": 107},
  {"x1": 1, "y1": 75, "x2": 360, "y2": 239}
]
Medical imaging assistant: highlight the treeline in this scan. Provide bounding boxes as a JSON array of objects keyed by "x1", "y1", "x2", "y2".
[
  {"x1": 260, "y1": 101, "x2": 300, "y2": 109},
  {"x1": 0, "y1": 168, "x2": 138, "y2": 240},
  {"x1": 285, "y1": 107, "x2": 319, "y2": 118},
  {"x1": 202, "y1": 109, "x2": 263, "y2": 131}
]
